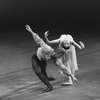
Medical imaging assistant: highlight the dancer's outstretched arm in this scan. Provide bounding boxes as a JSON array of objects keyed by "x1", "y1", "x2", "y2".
[
  {"x1": 44, "y1": 31, "x2": 60, "y2": 44},
  {"x1": 56, "y1": 58, "x2": 78, "y2": 82},
  {"x1": 72, "y1": 40, "x2": 82, "y2": 49},
  {"x1": 72, "y1": 40, "x2": 85, "y2": 49},
  {"x1": 79, "y1": 41, "x2": 85, "y2": 49},
  {"x1": 25, "y1": 25, "x2": 54, "y2": 53},
  {"x1": 25, "y1": 25, "x2": 43, "y2": 45},
  {"x1": 25, "y1": 25, "x2": 37, "y2": 36}
]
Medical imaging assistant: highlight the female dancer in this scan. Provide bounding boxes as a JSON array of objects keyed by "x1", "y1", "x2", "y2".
[
  {"x1": 25, "y1": 25, "x2": 56, "y2": 92},
  {"x1": 45, "y1": 31, "x2": 85, "y2": 85}
]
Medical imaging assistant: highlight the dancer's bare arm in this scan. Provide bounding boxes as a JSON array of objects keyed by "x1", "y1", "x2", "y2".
[
  {"x1": 79, "y1": 41, "x2": 85, "y2": 49},
  {"x1": 44, "y1": 31, "x2": 60, "y2": 44},
  {"x1": 25, "y1": 24, "x2": 43, "y2": 45},
  {"x1": 25, "y1": 25, "x2": 54, "y2": 53},
  {"x1": 25, "y1": 25, "x2": 37, "y2": 36},
  {"x1": 72, "y1": 41, "x2": 82, "y2": 49}
]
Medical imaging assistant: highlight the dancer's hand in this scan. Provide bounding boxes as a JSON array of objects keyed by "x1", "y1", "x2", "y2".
[
  {"x1": 44, "y1": 31, "x2": 49, "y2": 37},
  {"x1": 25, "y1": 25, "x2": 32, "y2": 32},
  {"x1": 79, "y1": 41, "x2": 85, "y2": 49}
]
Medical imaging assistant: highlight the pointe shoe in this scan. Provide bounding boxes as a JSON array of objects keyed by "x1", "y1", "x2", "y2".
[
  {"x1": 62, "y1": 81, "x2": 73, "y2": 86},
  {"x1": 72, "y1": 76, "x2": 78, "y2": 83},
  {"x1": 62, "y1": 77, "x2": 73, "y2": 86}
]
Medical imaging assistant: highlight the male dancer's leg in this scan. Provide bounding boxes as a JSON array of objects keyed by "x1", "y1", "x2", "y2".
[
  {"x1": 40, "y1": 61, "x2": 56, "y2": 81},
  {"x1": 31, "y1": 54, "x2": 53, "y2": 92}
]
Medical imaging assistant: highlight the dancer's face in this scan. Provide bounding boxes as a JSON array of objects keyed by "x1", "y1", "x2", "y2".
[{"x1": 63, "y1": 40, "x2": 70, "y2": 47}]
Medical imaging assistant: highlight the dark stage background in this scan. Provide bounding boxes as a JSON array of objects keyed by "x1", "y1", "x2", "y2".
[{"x1": 0, "y1": 0, "x2": 100, "y2": 38}]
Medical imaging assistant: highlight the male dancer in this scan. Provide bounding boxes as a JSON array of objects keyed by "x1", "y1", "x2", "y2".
[
  {"x1": 26, "y1": 25, "x2": 64, "y2": 92},
  {"x1": 44, "y1": 31, "x2": 85, "y2": 85}
]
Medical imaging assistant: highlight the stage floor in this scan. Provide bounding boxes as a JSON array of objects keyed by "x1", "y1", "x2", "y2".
[{"x1": 0, "y1": 32, "x2": 100, "y2": 100}]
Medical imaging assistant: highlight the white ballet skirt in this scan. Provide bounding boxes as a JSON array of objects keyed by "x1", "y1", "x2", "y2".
[{"x1": 59, "y1": 34, "x2": 79, "y2": 74}]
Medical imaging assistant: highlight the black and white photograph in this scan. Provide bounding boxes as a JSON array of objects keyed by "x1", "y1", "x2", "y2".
[{"x1": 0, "y1": 0, "x2": 100, "y2": 100}]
